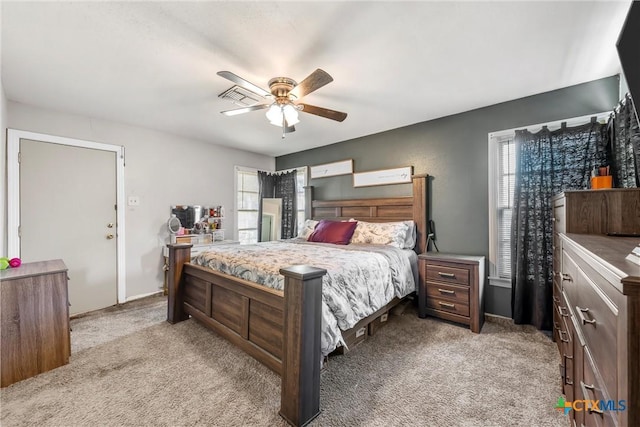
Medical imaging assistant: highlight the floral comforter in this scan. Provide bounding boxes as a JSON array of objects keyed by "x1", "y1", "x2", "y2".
[{"x1": 192, "y1": 239, "x2": 416, "y2": 355}]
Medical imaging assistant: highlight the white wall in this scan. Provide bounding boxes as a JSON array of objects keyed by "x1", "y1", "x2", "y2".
[
  {"x1": 6, "y1": 101, "x2": 274, "y2": 299},
  {"x1": 0, "y1": 82, "x2": 7, "y2": 258},
  {"x1": 1, "y1": 2, "x2": 7, "y2": 258}
]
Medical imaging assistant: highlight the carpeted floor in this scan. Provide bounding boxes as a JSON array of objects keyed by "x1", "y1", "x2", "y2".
[{"x1": 1, "y1": 296, "x2": 566, "y2": 427}]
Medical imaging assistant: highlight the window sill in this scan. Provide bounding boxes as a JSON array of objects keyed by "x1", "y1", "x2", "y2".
[{"x1": 488, "y1": 276, "x2": 511, "y2": 289}]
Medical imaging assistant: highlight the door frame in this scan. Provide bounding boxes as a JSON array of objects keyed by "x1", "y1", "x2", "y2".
[{"x1": 7, "y1": 129, "x2": 126, "y2": 303}]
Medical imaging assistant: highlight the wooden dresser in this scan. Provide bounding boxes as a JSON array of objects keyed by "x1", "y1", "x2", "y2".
[
  {"x1": 552, "y1": 189, "x2": 640, "y2": 427},
  {"x1": 1, "y1": 260, "x2": 71, "y2": 387},
  {"x1": 417, "y1": 253, "x2": 485, "y2": 333}
]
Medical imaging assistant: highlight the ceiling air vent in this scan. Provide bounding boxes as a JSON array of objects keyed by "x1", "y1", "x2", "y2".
[{"x1": 218, "y1": 85, "x2": 265, "y2": 107}]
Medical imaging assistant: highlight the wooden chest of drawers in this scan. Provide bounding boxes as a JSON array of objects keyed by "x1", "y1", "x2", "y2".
[
  {"x1": 557, "y1": 235, "x2": 640, "y2": 427},
  {"x1": 552, "y1": 187, "x2": 640, "y2": 427},
  {"x1": 1, "y1": 260, "x2": 70, "y2": 387},
  {"x1": 418, "y1": 253, "x2": 485, "y2": 333}
]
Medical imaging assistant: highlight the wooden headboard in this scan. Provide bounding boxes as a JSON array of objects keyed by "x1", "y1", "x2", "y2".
[{"x1": 310, "y1": 174, "x2": 429, "y2": 254}]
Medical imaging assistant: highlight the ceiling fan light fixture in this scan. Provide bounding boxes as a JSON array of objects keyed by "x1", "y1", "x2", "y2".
[
  {"x1": 266, "y1": 103, "x2": 300, "y2": 127},
  {"x1": 266, "y1": 104, "x2": 283, "y2": 126},
  {"x1": 283, "y1": 104, "x2": 300, "y2": 125}
]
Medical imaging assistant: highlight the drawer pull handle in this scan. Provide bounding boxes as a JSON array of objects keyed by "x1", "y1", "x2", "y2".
[
  {"x1": 561, "y1": 273, "x2": 572, "y2": 282},
  {"x1": 437, "y1": 288, "x2": 455, "y2": 295},
  {"x1": 558, "y1": 330, "x2": 569, "y2": 343},
  {"x1": 576, "y1": 306, "x2": 596, "y2": 326},
  {"x1": 438, "y1": 302, "x2": 455, "y2": 309},
  {"x1": 552, "y1": 217, "x2": 557, "y2": 222},
  {"x1": 563, "y1": 354, "x2": 573, "y2": 385},
  {"x1": 580, "y1": 381, "x2": 604, "y2": 415},
  {"x1": 552, "y1": 295, "x2": 560, "y2": 303},
  {"x1": 553, "y1": 321, "x2": 561, "y2": 331},
  {"x1": 438, "y1": 272, "x2": 456, "y2": 278},
  {"x1": 558, "y1": 306, "x2": 570, "y2": 318}
]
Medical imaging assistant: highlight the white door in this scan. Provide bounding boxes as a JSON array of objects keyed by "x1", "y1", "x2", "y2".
[{"x1": 20, "y1": 139, "x2": 118, "y2": 315}]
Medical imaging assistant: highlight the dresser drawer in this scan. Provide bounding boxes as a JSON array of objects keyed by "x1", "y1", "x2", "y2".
[
  {"x1": 573, "y1": 264, "x2": 617, "y2": 404},
  {"x1": 427, "y1": 297, "x2": 470, "y2": 317},
  {"x1": 426, "y1": 282, "x2": 469, "y2": 305},
  {"x1": 561, "y1": 249, "x2": 579, "y2": 304},
  {"x1": 425, "y1": 264, "x2": 470, "y2": 286},
  {"x1": 581, "y1": 348, "x2": 617, "y2": 427}
]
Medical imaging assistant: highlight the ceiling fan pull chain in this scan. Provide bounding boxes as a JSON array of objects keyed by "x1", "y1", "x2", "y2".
[{"x1": 282, "y1": 112, "x2": 286, "y2": 139}]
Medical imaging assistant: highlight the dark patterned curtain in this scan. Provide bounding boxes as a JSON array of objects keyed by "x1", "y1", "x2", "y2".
[
  {"x1": 511, "y1": 121, "x2": 607, "y2": 330},
  {"x1": 257, "y1": 170, "x2": 297, "y2": 241},
  {"x1": 608, "y1": 94, "x2": 640, "y2": 188}
]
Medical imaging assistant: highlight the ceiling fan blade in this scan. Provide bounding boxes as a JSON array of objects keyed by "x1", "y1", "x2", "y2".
[
  {"x1": 217, "y1": 71, "x2": 271, "y2": 98},
  {"x1": 289, "y1": 69, "x2": 333, "y2": 99},
  {"x1": 298, "y1": 103, "x2": 347, "y2": 122},
  {"x1": 221, "y1": 104, "x2": 270, "y2": 116}
]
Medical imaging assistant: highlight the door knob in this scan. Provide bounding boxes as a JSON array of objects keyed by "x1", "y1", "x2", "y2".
[{"x1": 106, "y1": 234, "x2": 114, "y2": 239}]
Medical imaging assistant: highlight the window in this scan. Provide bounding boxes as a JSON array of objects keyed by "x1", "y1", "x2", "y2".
[
  {"x1": 487, "y1": 112, "x2": 610, "y2": 287},
  {"x1": 235, "y1": 166, "x2": 308, "y2": 244},
  {"x1": 489, "y1": 134, "x2": 515, "y2": 283},
  {"x1": 236, "y1": 168, "x2": 259, "y2": 244}
]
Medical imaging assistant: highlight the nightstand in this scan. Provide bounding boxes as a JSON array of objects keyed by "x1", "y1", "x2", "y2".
[{"x1": 418, "y1": 253, "x2": 485, "y2": 333}]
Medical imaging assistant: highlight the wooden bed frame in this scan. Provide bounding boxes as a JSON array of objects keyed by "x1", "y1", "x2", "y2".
[{"x1": 167, "y1": 174, "x2": 428, "y2": 426}]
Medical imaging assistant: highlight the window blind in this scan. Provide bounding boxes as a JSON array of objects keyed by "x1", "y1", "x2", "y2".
[{"x1": 496, "y1": 136, "x2": 515, "y2": 279}]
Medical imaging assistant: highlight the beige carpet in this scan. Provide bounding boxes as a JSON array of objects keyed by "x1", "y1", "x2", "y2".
[{"x1": 1, "y1": 296, "x2": 566, "y2": 426}]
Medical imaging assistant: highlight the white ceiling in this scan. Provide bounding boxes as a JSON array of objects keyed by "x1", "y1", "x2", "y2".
[{"x1": 1, "y1": 1, "x2": 633, "y2": 157}]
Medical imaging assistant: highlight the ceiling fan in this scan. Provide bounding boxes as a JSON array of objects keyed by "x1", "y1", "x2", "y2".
[{"x1": 217, "y1": 69, "x2": 347, "y2": 138}]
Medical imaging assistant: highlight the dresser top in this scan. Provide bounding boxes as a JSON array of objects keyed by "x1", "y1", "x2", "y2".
[
  {"x1": 552, "y1": 188, "x2": 640, "y2": 201},
  {"x1": 418, "y1": 253, "x2": 485, "y2": 263},
  {"x1": 563, "y1": 234, "x2": 640, "y2": 296},
  {"x1": 0, "y1": 259, "x2": 67, "y2": 280}
]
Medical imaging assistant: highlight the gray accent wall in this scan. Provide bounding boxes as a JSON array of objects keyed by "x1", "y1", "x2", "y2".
[{"x1": 277, "y1": 75, "x2": 620, "y2": 318}]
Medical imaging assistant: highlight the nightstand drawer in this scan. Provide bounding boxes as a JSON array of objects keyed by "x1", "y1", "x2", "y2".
[
  {"x1": 426, "y1": 282, "x2": 469, "y2": 305},
  {"x1": 425, "y1": 264, "x2": 470, "y2": 286},
  {"x1": 427, "y1": 298, "x2": 470, "y2": 317}
]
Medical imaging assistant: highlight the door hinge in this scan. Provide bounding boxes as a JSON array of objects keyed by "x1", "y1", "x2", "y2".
[
  {"x1": 114, "y1": 204, "x2": 117, "y2": 211},
  {"x1": 18, "y1": 225, "x2": 21, "y2": 238},
  {"x1": 17, "y1": 151, "x2": 21, "y2": 164}
]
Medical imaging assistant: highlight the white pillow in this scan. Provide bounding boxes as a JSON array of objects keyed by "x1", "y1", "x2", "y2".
[
  {"x1": 297, "y1": 219, "x2": 319, "y2": 239},
  {"x1": 349, "y1": 220, "x2": 411, "y2": 248},
  {"x1": 403, "y1": 220, "x2": 417, "y2": 249}
]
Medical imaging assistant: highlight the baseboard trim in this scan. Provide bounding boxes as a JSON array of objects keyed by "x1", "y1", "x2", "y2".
[{"x1": 125, "y1": 290, "x2": 163, "y2": 303}]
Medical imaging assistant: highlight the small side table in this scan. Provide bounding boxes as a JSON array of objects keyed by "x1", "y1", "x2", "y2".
[{"x1": 418, "y1": 253, "x2": 485, "y2": 333}]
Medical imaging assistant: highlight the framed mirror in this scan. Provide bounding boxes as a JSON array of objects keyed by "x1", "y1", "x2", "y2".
[{"x1": 261, "y1": 198, "x2": 282, "y2": 242}]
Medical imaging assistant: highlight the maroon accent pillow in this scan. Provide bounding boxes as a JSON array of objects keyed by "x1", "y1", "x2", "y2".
[{"x1": 307, "y1": 220, "x2": 358, "y2": 245}]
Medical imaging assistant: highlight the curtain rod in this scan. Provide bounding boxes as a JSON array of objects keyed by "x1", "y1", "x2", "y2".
[{"x1": 489, "y1": 111, "x2": 611, "y2": 138}]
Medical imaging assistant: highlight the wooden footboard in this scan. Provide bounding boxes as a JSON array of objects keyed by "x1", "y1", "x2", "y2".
[{"x1": 167, "y1": 244, "x2": 326, "y2": 426}]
